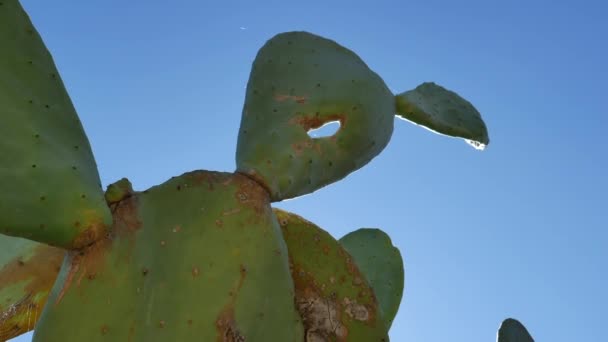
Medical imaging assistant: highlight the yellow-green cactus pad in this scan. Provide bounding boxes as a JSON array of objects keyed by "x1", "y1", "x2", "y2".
[
  {"x1": 34, "y1": 172, "x2": 304, "y2": 342},
  {"x1": 396, "y1": 82, "x2": 490, "y2": 150},
  {"x1": 274, "y1": 208, "x2": 389, "y2": 341},
  {"x1": 0, "y1": 234, "x2": 64, "y2": 341},
  {"x1": 339, "y1": 229, "x2": 404, "y2": 329},
  {"x1": 497, "y1": 318, "x2": 534, "y2": 342},
  {"x1": 237, "y1": 32, "x2": 395, "y2": 201},
  {"x1": 0, "y1": 0, "x2": 111, "y2": 248}
]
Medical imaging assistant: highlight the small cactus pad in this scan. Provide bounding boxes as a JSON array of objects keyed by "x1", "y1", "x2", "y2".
[
  {"x1": 497, "y1": 318, "x2": 534, "y2": 342},
  {"x1": 395, "y1": 82, "x2": 489, "y2": 150},
  {"x1": 104, "y1": 178, "x2": 134, "y2": 205},
  {"x1": 339, "y1": 229, "x2": 404, "y2": 328},
  {"x1": 0, "y1": 0, "x2": 111, "y2": 248},
  {"x1": 0, "y1": 235, "x2": 64, "y2": 340},
  {"x1": 274, "y1": 208, "x2": 390, "y2": 341},
  {"x1": 34, "y1": 172, "x2": 304, "y2": 341},
  {"x1": 237, "y1": 31, "x2": 395, "y2": 201}
]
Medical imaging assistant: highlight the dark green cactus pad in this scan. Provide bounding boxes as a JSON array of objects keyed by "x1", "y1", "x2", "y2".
[
  {"x1": 33, "y1": 172, "x2": 304, "y2": 342},
  {"x1": 395, "y1": 82, "x2": 489, "y2": 149},
  {"x1": 339, "y1": 229, "x2": 404, "y2": 329},
  {"x1": 0, "y1": 235, "x2": 64, "y2": 340},
  {"x1": 497, "y1": 318, "x2": 534, "y2": 342},
  {"x1": 274, "y1": 208, "x2": 389, "y2": 341},
  {"x1": 0, "y1": 0, "x2": 111, "y2": 248},
  {"x1": 237, "y1": 31, "x2": 395, "y2": 201}
]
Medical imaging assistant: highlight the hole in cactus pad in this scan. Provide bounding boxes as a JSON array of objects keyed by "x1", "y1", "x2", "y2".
[{"x1": 307, "y1": 120, "x2": 340, "y2": 138}]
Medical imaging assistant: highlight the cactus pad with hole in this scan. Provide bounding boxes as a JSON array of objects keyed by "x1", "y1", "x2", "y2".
[{"x1": 236, "y1": 32, "x2": 395, "y2": 201}]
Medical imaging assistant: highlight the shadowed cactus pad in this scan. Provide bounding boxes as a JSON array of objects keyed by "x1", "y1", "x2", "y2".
[
  {"x1": 274, "y1": 209, "x2": 390, "y2": 341},
  {"x1": 237, "y1": 31, "x2": 395, "y2": 201},
  {"x1": 0, "y1": 236, "x2": 63, "y2": 340},
  {"x1": 497, "y1": 318, "x2": 534, "y2": 342},
  {"x1": 0, "y1": 0, "x2": 111, "y2": 248},
  {"x1": 339, "y1": 229, "x2": 404, "y2": 329}
]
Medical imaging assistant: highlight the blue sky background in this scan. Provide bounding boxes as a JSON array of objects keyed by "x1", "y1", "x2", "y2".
[{"x1": 10, "y1": 0, "x2": 607, "y2": 341}]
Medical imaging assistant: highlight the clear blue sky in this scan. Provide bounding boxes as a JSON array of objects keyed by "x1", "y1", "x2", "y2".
[{"x1": 11, "y1": 0, "x2": 607, "y2": 341}]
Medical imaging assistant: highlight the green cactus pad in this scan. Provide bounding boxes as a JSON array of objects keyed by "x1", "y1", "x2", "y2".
[
  {"x1": 0, "y1": 0, "x2": 111, "y2": 248},
  {"x1": 0, "y1": 234, "x2": 64, "y2": 341},
  {"x1": 104, "y1": 178, "x2": 134, "y2": 205},
  {"x1": 339, "y1": 229, "x2": 404, "y2": 329},
  {"x1": 497, "y1": 318, "x2": 534, "y2": 342},
  {"x1": 274, "y1": 208, "x2": 389, "y2": 341},
  {"x1": 395, "y1": 82, "x2": 489, "y2": 150},
  {"x1": 33, "y1": 172, "x2": 304, "y2": 342},
  {"x1": 237, "y1": 31, "x2": 395, "y2": 201}
]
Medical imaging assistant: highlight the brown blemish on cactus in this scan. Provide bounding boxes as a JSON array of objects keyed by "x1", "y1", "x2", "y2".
[
  {"x1": 215, "y1": 264, "x2": 247, "y2": 342},
  {"x1": 233, "y1": 173, "x2": 270, "y2": 216},
  {"x1": 71, "y1": 219, "x2": 106, "y2": 250},
  {"x1": 289, "y1": 113, "x2": 346, "y2": 132},
  {"x1": 275, "y1": 209, "x2": 382, "y2": 339},
  {"x1": 290, "y1": 263, "x2": 348, "y2": 341},
  {"x1": 55, "y1": 196, "x2": 141, "y2": 305},
  {"x1": 0, "y1": 245, "x2": 64, "y2": 341},
  {"x1": 274, "y1": 94, "x2": 307, "y2": 104}
]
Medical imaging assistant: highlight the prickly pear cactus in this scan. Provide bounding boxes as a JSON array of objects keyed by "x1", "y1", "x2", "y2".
[
  {"x1": 0, "y1": 236, "x2": 63, "y2": 340},
  {"x1": 395, "y1": 82, "x2": 489, "y2": 149},
  {"x1": 0, "y1": 0, "x2": 505, "y2": 341},
  {"x1": 274, "y1": 209, "x2": 395, "y2": 341},
  {"x1": 339, "y1": 229, "x2": 404, "y2": 329},
  {"x1": 236, "y1": 31, "x2": 395, "y2": 201},
  {"x1": 0, "y1": 0, "x2": 111, "y2": 249},
  {"x1": 33, "y1": 173, "x2": 304, "y2": 341},
  {"x1": 497, "y1": 318, "x2": 534, "y2": 342}
]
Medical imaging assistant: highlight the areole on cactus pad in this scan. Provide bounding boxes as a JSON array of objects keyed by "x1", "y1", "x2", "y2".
[{"x1": 0, "y1": 0, "x2": 517, "y2": 341}]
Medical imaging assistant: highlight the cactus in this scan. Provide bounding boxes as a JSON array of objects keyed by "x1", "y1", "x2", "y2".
[
  {"x1": 274, "y1": 209, "x2": 392, "y2": 341},
  {"x1": 0, "y1": 0, "x2": 111, "y2": 249},
  {"x1": 0, "y1": 1, "x2": 525, "y2": 341},
  {"x1": 497, "y1": 318, "x2": 534, "y2": 342},
  {"x1": 0, "y1": 236, "x2": 63, "y2": 340},
  {"x1": 339, "y1": 229, "x2": 404, "y2": 329}
]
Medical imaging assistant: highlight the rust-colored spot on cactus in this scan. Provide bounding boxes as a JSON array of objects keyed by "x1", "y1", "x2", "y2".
[
  {"x1": 233, "y1": 173, "x2": 271, "y2": 216},
  {"x1": 275, "y1": 209, "x2": 383, "y2": 340},
  {"x1": 192, "y1": 267, "x2": 200, "y2": 277},
  {"x1": 215, "y1": 264, "x2": 248, "y2": 342},
  {"x1": 0, "y1": 245, "x2": 64, "y2": 341},
  {"x1": 289, "y1": 113, "x2": 346, "y2": 132},
  {"x1": 100, "y1": 325, "x2": 109, "y2": 335},
  {"x1": 55, "y1": 196, "x2": 141, "y2": 306},
  {"x1": 274, "y1": 94, "x2": 307, "y2": 104}
]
